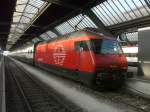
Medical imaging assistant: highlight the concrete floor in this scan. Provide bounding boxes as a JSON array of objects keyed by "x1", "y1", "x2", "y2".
[
  {"x1": 127, "y1": 63, "x2": 150, "y2": 80},
  {"x1": 0, "y1": 56, "x2": 5, "y2": 112},
  {"x1": 126, "y1": 66, "x2": 150, "y2": 99}
]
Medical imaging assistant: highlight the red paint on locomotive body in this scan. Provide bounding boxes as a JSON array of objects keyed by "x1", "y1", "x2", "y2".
[
  {"x1": 95, "y1": 54, "x2": 127, "y2": 71},
  {"x1": 35, "y1": 35, "x2": 96, "y2": 73},
  {"x1": 34, "y1": 30, "x2": 127, "y2": 86}
]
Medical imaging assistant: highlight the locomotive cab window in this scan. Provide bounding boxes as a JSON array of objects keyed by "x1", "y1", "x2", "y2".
[
  {"x1": 75, "y1": 41, "x2": 89, "y2": 52},
  {"x1": 91, "y1": 39, "x2": 123, "y2": 54}
]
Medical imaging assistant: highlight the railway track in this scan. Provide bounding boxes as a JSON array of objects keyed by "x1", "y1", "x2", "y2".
[
  {"x1": 5, "y1": 58, "x2": 84, "y2": 112},
  {"x1": 125, "y1": 78, "x2": 150, "y2": 100},
  {"x1": 74, "y1": 82, "x2": 150, "y2": 112},
  {"x1": 5, "y1": 60, "x2": 31, "y2": 112},
  {"x1": 101, "y1": 90, "x2": 150, "y2": 112}
]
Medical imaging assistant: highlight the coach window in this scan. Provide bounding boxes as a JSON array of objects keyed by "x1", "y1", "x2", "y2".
[{"x1": 75, "y1": 41, "x2": 89, "y2": 52}]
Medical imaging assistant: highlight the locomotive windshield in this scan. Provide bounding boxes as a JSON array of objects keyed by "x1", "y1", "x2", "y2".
[{"x1": 91, "y1": 39, "x2": 122, "y2": 54}]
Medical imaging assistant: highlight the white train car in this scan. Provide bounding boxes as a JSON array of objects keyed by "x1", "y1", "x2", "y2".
[
  {"x1": 122, "y1": 46, "x2": 138, "y2": 66},
  {"x1": 10, "y1": 44, "x2": 34, "y2": 64}
]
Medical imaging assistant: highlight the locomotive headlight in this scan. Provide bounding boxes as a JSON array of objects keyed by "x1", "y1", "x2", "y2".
[{"x1": 122, "y1": 66, "x2": 128, "y2": 71}]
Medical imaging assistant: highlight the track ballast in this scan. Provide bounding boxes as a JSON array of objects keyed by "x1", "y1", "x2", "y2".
[{"x1": 5, "y1": 58, "x2": 84, "y2": 112}]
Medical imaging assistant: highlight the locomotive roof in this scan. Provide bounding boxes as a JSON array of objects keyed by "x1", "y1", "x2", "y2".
[{"x1": 37, "y1": 28, "x2": 115, "y2": 45}]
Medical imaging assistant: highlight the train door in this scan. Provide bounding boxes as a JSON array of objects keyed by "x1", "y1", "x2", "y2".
[
  {"x1": 75, "y1": 41, "x2": 89, "y2": 72},
  {"x1": 75, "y1": 41, "x2": 82, "y2": 72}
]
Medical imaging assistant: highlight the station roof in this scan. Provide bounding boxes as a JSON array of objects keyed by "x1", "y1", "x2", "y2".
[
  {"x1": 0, "y1": 0, "x2": 150, "y2": 50},
  {"x1": 0, "y1": 0, "x2": 16, "y2": 50}
]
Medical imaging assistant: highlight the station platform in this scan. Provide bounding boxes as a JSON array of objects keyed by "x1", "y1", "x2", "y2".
[
  {"x1": 126, "y1": 64, "x2": 150, "y2": 99},
  {"x1": 0, "y1": 56, "x2": 5, "y2": 112},
  {"x1": 138, "y1": 62, "x2": 150, "y2": 80},
  {"x1": 126, "y1": 78, "x2": 150, "y2": 99},
  {"x1": 127, "y1": 62, "x2": 150, "y2": 79}
]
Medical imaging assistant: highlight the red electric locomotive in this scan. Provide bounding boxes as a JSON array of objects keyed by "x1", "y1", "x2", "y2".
[{"x1": 34, "y1": 29, "x2": 127, "y2": 87}]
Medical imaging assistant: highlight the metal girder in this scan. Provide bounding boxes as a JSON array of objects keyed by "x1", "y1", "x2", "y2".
[
  {"x1": 0, "y1": 22, "x2": 40, "y2": 27},
  {"x1": 83, "y1": 9, "x2": 113, "y2": 37},
  {"x1": 52, "y1": 28, "x2": 61, "y2": 36},
  {"x1": 11, "y1": 0, "x2": 107, "y2": 50},
  {"x1": 41, "y1": 0, "x2": 106, "y2": 35},
  {"x1": 42, "y1": 0, "x2": 80, "y2": 9},
  {"x1": 14, "y1": 11, "x2": 36, "y2": 15},
  {"x1": 0, "y1": 32, "x2": 38, "y2": 36},
  {"x1": 144, "y1": 0, "x2": 150, "y2": 9},
  {"x1": 109, "y1": 16, "x2": 150, "y2": 35},
  {"x1": 37, "y1": 36, "x2": 45, "y2": 41}
]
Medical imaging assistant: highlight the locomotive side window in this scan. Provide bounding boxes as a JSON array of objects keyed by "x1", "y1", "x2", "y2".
[
  {"x1": 75, "y1": 42, "x2": 81, "y2": 51},
  {"x1": 75, "y1": 41, "x2": 89, "y2": 52},
  {"x1": 90, "y1": 39, "x2": 102, "y2": 54}
]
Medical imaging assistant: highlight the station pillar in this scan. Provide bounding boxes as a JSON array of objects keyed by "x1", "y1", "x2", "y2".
[{"x1": 138, "y1": 27, "x2": 150, "y2": 78}]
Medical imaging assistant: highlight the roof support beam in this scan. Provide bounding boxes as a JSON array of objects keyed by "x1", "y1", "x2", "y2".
[
  {"x1": 37, "y1": 36, "x2": 45, "y2": 41},
  {"x1": 52, "y1": 28, "x2": 61, "y2": 36},
  {"x1": 144, "y1": 0, "x2": 150, "y2": 9},
  {"x1": 0, "y1": 22, "x2": 40, "y2": 27},
  {"x1": 109, "y1": 15, "x2": 150, "y2": 34},
  {"x1": 0, "y1": 32, "x2": 41, "y2": 36},
  {"x1": 14, "y1": 11, "x2": 36, "y2": 15},
  {"x1": 83, "y1": 9, "x2": 113, "y2": 37},
  {"x1": 42, "y1": 0, "x2": 79, "y2": 9}
]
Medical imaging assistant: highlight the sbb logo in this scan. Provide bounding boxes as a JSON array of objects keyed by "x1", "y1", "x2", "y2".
[{"x1": 53, "y1": 44, "x2": 66, "y2": 65}]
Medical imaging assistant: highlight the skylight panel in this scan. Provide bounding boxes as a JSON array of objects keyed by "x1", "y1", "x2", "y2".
[
  {"x1": 46, "y1": 31, "x2": 57, "y2": 38},
  {"x1": 7, "y1": 0, "x2": 50, "y2": 50},
  {"x1": 91, "y1": 0, "x2": 150, "y2": 26},
  {"x1": 55, "y1": 14, "x2": 97, "y2": 35}
]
